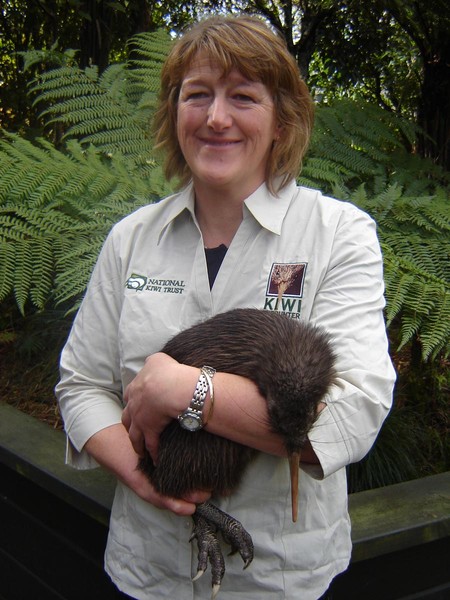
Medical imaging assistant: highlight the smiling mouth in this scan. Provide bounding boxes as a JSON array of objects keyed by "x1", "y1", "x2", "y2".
[{"x1": 201, "y1": 138, "x2": 240, "y2": 147}]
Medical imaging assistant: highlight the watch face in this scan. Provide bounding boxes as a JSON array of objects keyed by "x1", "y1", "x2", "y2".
[{"x1": 179, "y1": 412, "x2": 202, "y2": 431}]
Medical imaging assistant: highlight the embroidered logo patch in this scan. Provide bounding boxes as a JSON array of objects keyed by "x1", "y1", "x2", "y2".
[
  {"x1": 264, "y1": 262, "x2": 307, "y2": 317},
  {"x1": 125, "y1": 273, "x2": 148, "y2": 291}
]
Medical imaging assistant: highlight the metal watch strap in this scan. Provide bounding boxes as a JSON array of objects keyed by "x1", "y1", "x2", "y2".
[{"x1": 178, "y1": 366, "x2": 216, "y2": 431}]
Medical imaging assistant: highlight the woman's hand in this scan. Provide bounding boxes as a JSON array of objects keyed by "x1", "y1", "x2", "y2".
[
  {"x1": 127, "y1": 465, "x2": 212, "y2": 514},
  {"x1": 122, "y1": 352, "x2": 200, "y2": 463},
  {"x1": 84, "y1": 423, "x2": 211, "y2": 515}
]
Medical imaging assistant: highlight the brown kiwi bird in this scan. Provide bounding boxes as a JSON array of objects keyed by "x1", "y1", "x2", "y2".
[{"x1": 139, "y1": 308, "x2": 335, "y2": 597}]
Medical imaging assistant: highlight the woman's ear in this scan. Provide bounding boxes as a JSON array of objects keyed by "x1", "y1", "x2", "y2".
[{"x1": 274, "y1": 124, "x2": 284, "y2": 142}]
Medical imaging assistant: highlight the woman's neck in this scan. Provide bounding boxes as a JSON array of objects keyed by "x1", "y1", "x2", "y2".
[
  {"x1": 196, "y1": 202, "x2": 243, "y2": 248},
  {"x1": 194, "y1": 187, "x2": 246, "y2": 249}
]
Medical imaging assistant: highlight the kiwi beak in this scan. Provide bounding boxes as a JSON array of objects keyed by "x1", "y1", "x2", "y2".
[{"x1": 288, "y1": 450, "x2": 301, "y2": 522}]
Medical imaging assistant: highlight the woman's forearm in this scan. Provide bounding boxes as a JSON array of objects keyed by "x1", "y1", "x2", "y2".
[{"x1": 204, "y1": 372, "x2": 323, "y2": 464}]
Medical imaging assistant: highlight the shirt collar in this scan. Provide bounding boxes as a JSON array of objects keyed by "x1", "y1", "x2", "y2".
[
  {"x1": 244, "y1": 178, "x2": 296, "y2": 235},
  {"x1": 157, "y1": 178, "x2": 296, "y2": 243},
  {"x1": 157, "y1": 184, "x2": 196, "y2": 244}
]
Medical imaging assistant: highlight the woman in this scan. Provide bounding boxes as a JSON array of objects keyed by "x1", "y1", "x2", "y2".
[{"x1": 56, "y1": 15, "x2": 396, "y2": 600}]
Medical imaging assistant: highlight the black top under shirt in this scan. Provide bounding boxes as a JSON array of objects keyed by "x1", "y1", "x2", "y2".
[{"x1": 205, "y1": 244, "x2": 228, "y2": 289}]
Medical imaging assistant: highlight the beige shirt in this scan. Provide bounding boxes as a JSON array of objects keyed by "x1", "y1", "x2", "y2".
[{"x1": 56, "y1": 180, "x2": 395, "y2": 599}]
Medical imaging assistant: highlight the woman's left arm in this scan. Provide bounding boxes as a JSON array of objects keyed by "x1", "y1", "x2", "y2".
[{"x1": 304, "y1": 205, "x2": 396, "y2": 478}]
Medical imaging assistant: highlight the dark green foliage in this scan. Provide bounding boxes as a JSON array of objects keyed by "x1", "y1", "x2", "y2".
[
  {"x1": 347, "y1": 353, "x2": 449, "y2": 494},
  {"x1": 347, "y1": 407, "x2": 424, "y2": 494}
]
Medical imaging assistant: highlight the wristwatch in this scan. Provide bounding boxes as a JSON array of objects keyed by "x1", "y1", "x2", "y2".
[{"x1": 178, "y1": 366, "x2": 216, "y2": 431}]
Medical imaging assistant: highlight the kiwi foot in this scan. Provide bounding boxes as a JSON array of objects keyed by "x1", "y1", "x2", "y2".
[{"x1": 190, "y1": 501, "x2": 254, "y2": 598}]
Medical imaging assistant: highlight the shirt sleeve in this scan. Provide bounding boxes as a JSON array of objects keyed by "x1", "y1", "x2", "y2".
[
  {"x1": 304, "y1": 204, "x2": 396, "y2": 479},
  {"x1": 55, "y1": 228, "x2": 125, "y2": 469}
]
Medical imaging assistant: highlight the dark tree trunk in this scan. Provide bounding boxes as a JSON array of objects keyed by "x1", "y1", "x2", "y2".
[
  {"x1": 294, "y1": 6, "x2": 334, "y2": 80},
  {"x1": 252, "y1": 0, "x2": 335, "y2": 81},
  {"x1": 128, "y1": 0, "x2": 156, "y2": 34},
  {"x1": 417, "y1": 47, "x2": 450, "y2": 169},
  {"x1": 79, "y1": 0, "x2": 114, "y2": 72},
  {"x1": 382, "y1": 0, "x2": 450, "y2": 169}
]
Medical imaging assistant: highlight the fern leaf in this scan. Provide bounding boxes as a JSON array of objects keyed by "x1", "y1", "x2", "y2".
[
  {"x1": 420, "y1": 291, "x2": 450, "y2": 359},
  {"x1": 13, "y1": 240, "x2": 35, "y2": 314},
  {"x1": 29, "y1": 239, "x2": 56, "y2": 308},
  {"x1": 0, "y1": 241, "x2": 16, "y2": 301}
]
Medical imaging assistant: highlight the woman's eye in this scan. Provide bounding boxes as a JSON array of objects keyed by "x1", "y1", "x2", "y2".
[
  {"x1": 189, "y1": 92, "x2": 207, "y2": 99},
  {"x1": 234, "y1": 94, "x2": 254, "y2": 102},
  {"x1": 181, "y1": 90, "x2": 208, "y2": 101}
]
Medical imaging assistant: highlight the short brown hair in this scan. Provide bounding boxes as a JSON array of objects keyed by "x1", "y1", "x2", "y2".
[{"x1": 154, "y1": 15, "x2": 314, "y2": 193}]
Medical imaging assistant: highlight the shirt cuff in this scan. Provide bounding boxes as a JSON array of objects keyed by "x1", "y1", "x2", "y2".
[
  {"x1": 64, "y1": 401, "x2": 124, "y2": 469},
  {"x1": 305, "y1": 402, "x2": 351, "y2": 480}
]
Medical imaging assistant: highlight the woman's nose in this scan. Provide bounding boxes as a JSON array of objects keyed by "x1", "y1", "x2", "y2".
[{"x1": 207, "y1": 96, "x2": 232, "y2": 130}]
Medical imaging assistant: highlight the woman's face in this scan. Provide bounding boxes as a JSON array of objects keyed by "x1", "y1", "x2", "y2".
[{"x1": 177, "y1": 55, "x2": 279, "y2": 200}]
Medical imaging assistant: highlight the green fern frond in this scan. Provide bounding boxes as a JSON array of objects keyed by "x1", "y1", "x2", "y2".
[
  {"x1": 30, "y1": 67, "x2": 103, "y2": 99},
  {"x1": 97, "y1": 63, "x2": 128, "y2": 94},
  {"x1": 302, "y1": 99, "x2": 449, "y2": 360},
  {"x1": 0, "y1": 241, "x2": 16, "y2": 301},
  {"x1": 383, "y1": 232, "x2": 449, "y2": 282},
  {"x1": 42, "y1": 94, "x2": 133, "y2": 118},
  {"x1": 420, "y1": 292, "x2": 450, "y2": 360},
  {"x1": 331, "y1": 161, "x2": 449, "y2": 360},
  {"x1": 309, "y1": 133, "x2": 377, "y2": 178},
  {"x1": 53, "y1": 235, "x2": 107, "y2": 307},
  {"x1": 340, "y1": 176, "x2": 450, "y2": 359},
  {"x1": 126, "y1": 29, "x2": 173, "y2": 100},
  {"x1": 0, "y1": 131, "x2": 165, "y2": 312},
  {"x1": 302, "y1": 99, "x2": 436, "y2": 196},
  {"x1": 13, "y1": 240, "x2": 36, "y2": 313},
  {"x1": 27, "y1": 29, "x2": 172, "y2": 172},
  {"x1": 0, "y1": 133, "x2": 82, "y2": 206},
  {"x1": 300, "y1": 157, "x2": 347, "y2": 186},
  {"x1": 382, "y1": 269, "x2": 414, "y2": 323},
  {"x1": 382, "y1": 245, "x2": 449, "y2": 359},
  {"x1": 29, "y1": 239, "x2": 56, "y2": 308}
]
